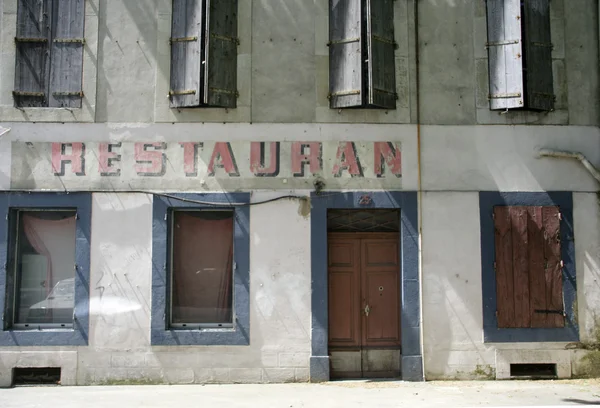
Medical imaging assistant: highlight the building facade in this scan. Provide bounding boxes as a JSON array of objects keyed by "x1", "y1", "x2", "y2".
[{"x1": 0, "y1": 0, "x2": 599, "y2": 385}]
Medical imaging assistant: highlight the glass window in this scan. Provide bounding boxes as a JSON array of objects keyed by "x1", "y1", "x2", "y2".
[
  {"x1": 10, "y1": 210, "x2": 76, "y2": 328},
  {"x1": 170, "y1": 210, "x2": 234, "y2": 327}
]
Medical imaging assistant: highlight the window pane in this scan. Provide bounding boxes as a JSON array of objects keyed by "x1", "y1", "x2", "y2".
[
  {"x1": 14, "y1": 211, "x2": 77, "y2": 325},
  {"x1": 171, "y1": 210, "x2": 234, "y2": 325}
]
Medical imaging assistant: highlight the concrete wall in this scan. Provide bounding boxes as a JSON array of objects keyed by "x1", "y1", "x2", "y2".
[{"x1": 0, "y1": 0, "x2": 596, "y2": 125}]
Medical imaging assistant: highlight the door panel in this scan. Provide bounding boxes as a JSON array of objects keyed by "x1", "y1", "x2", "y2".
[
  {"x1": 328, "y1": 238, "x2": 361, "y2": 348},
  {"x1": 363, "y1": 271, "x2": 400, "y2": 346},
  {"x1": 363, "y1": 239, "x2": 398, "y2": 266}
]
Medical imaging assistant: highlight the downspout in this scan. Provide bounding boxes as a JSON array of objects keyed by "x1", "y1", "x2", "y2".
[
  {"x1": 537, "y1": 149, "x2": 600, "y2": 184},
  {"x1": 413, "y1": 0, "x2": 425, "y2": 381},
  {"x1": 0, "y1": 127, "x2": 11, "y2": 137}
]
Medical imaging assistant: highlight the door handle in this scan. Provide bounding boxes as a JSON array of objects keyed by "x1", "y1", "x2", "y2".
[{"x1": 364, "y1": 304, "x2": 370, "y2": 317}]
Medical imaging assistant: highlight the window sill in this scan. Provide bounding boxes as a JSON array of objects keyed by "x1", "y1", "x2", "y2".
[
  {"x1": 0, "y1": 329, "x2": 87, "y2": 346},
  {"x1": 151, "y1": 326, "x2": 248, "y2": 346},
  {"x1": 483, "y1": 326, "x2": 579, "y2": 343},
  {"x1": 0, "y1": 106, "x2": 95, "y2": 123}
]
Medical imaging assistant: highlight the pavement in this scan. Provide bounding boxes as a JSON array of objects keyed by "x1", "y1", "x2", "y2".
[{"x1": 0, "y1": 379, "x2": 599, "y2": 408}]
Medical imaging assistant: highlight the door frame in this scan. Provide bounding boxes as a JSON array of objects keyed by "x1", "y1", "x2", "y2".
[{"x1": 309, "y1": 192, "x2": 423, "y2": 382}]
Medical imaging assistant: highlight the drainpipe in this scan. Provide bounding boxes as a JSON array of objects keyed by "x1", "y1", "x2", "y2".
[
  {"x1": 537, "y1": 149, "x2": 600, "y2": 184},
  {"x1": 413, "y1": 0, "x2": 425, "y2": 381}
]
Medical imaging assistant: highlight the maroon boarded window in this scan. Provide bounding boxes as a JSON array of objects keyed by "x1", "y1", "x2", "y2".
[
  {"x1": 493, "y1": 206, "x2": 564, "y2": 329},
  {"x1": 170, "y1": 210, "x2": 234, "y2": 326}
]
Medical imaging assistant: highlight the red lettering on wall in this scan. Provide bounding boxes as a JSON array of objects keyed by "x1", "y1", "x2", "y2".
[
  {"x1": 332, "y1": 142, "x2": 362, "y2": 177},
  {"x1": 207, "y1": 142, "x2": 239, "y2": 176},
  {"x1": 52, "y1": 143, "x2": 86, "y2": 176},
  {"x1": 98, "y1": 143, "x2": 121, "y2": 176},
  {"x1": 134, "y1": 142, "x2": 166, "y2": 176},
  {"x1": 250, "y1": 142, "x2": 280, "y2": 177},
  {"x1": 179, "y1": 142, "x2": 201, "y2": 177},
  {"x1": 291, "y1": 142, "x2": 322, "y2": 177},
  {"x1": 374, "y1": 142, "x2": 401, "y2": 178}
]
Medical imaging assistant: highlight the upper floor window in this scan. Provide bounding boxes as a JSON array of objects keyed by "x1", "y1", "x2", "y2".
[
  {"x1": 486, "y1": 0, "x2": 555, "y2": 111},
  {"x1": 328, "y1": 0, "x2": 397, "y2": 110},
  {"x1": 169, "y1": 0, "x2": 239, "y2": 109},
  {"x1": 13, "y1": 0, "x2": 85, "y2": 108}
]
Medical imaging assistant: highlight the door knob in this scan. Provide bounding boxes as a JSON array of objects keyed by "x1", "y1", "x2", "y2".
[{"x1": 364, "y1": 304, "x2": 370, "y2": 317}]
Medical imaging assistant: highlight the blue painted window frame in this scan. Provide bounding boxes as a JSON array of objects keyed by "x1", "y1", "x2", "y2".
[
  {"x1": 309, "y1": 191, "x2": 423, "y2": 382},
  {"x1": 479, "y1": 192, "x2": 578, "y2": 343},
  {"x1": 0, "y1": 192, "x2": 91, "y2": 346},
  {"x1": 151, "y1": 193, "x2": 250, "y2": 346}
]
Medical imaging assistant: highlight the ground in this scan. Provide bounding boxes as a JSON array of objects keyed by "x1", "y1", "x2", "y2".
[{"x1": 0, "y1": 380, "x2": 599, "y2": 408}]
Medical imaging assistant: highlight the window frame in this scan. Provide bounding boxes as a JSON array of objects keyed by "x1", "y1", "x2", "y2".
[
  {"x1": 167, "y1": 0, "x2": 239, "y2": 109},
  {"x1": 168, "y1": 208, "x2": 235, "y2": 329},
  {"x1": 328, "y1": 0, "x2": 397, "y2": 110},
  {"x1": 151, "y1": 193, "x2": 250, "y2": 346},
  {"x1": 484, "y1": 0, "x2": 555, "y2": 112},
  {"x1": 0, "y1": 192, "x2": 91, "y2": 346},
  {"x1": 9, "y1": 208, "x2": 78, "y2": 330},
  {"x1": 479, "y1": 192, "x2": 578, "y2": 343}
]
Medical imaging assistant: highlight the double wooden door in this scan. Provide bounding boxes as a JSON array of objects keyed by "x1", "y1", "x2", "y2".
[{"x1": 328, "y1": 233, "x2": 401, "y2": 350}]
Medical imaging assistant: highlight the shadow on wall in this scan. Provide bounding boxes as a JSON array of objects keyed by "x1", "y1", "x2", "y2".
[{"x1": 562, "y1": 399, "x2": 600, "y2": 405}]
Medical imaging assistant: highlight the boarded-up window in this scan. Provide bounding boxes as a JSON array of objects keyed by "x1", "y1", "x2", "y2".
[
  {"x1": 170, "y1": 210, "x2": 234, "y2": 326},
  {"x1": 328, "y1": 0, "x2": 396, "y2": 109},
  {"x1": 169, "y1": 0, "x2": 238, "y2": 109},
  {"x1": 13, "y1": 0, "x2": 85, "y2": 108},
  {"x1": 485, "y1": 0, "x2": 554, "y2": 111},
  {"x1": 493, "y1": 206, "x2": 564, "y2": 329}
]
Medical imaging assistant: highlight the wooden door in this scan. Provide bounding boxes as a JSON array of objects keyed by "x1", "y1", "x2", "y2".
[{"x1": 328, "y1": 233, "x2": 401, "y2": 351}]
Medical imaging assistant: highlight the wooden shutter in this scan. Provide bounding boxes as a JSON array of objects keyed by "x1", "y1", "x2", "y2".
[
  {"x1": 485, "y1": 0, "x2": 524, "y2": 110},
  {"x1": 540, "y1": 206, "x2": 564, "y2": 328},
  {"x1": 13, "y1": 0, "x2": 51, "y2": 107},
  {"x1": 169, "y1": 0, "x2": 203, "y2": 108},
  {"x1": 493, "y1": 206, "x2": 564, "y2": 329},
  {"x1": 204, "y1": 0, "x2": 238, "y2": 108},
  {"x1": 329, "y1": 0, "x2": 362, "y2": 108},
  {"x1": 523, "y1": 0, "x2": 554, "y2": 111},
  {"x1": 366, "y1": 0, "x2": 396, "y2": 109},
  {"x1": 49, "y1": 0, "x2": 85, "y2": 108}
]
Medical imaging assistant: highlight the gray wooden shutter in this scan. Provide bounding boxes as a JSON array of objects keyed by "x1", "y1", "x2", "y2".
[
  {"x1": 328, "y1": 0, "x2": 362, "y2": 108},
  {"x1": 485, "y1": 0, "x2": 524, "y2": 110},
  {"x1": 169, "y1": 0, "x2": 203, "y2": 108},
  {"x1": 13, "y1": 0, "x2": 51, "y2": 107},
  {"x1": 366, "y1": 0, "x2": 396, "y2": 109},
  {"x1": 204, "y1": 0, "x2": 238, "y2": 108},
  {"x1": 523, "y1": 0, "x2": 554, "y2": 111},
  {"x1": 49, "y1": 0, "x2": 85, "y2": 108}
]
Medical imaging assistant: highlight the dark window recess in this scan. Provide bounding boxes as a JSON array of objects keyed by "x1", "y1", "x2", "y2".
[
  {"x1": 12, "y1": 367, "x2": 61, "y2": 385},
  {"x1": 328, "y1": 0, "x2": 396, "y2": 110},
  {"x1": 327, "y1": 209, "x2": 400, "y2": 232},
  {"x1": 485, "y1": 0, "x2": 554, "y2": 111},
  {"x1": 13, "y1": 0, "x2": 85, "y2": 108},
  {"x1": 493, "y1": 206, "x2": 565, "y2": 329},
  {"x1": 169, "y1": 0, "x2": 238, "y2": 109},
  {"x1": 510, "y1": 363, "x2": 557, "y2": 378},
  {"x1": 169, "y1": 210, "x2": 234, "y2": 327}
]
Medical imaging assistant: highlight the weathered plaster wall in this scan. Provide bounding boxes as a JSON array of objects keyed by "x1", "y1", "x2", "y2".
[{"x1": 0, "y1": 191, "x2": 312, "y2": 385}]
